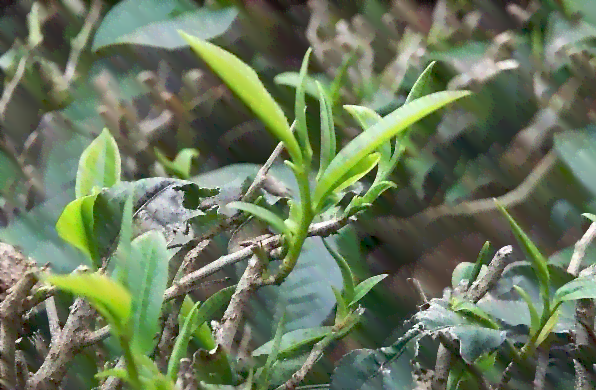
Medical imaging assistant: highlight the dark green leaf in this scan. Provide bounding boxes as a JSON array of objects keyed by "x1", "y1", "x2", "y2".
[
  {"x1": 448, "y1": 325, "x2": 507, "y2": 364},
  {"x1": 258, "y1": 312, "x2": 287, "y2": 390},
  {"x1": 323, "y1": 238, "x2": 355, "y2": 303},
  {"x1": 513, "y1": 285, "x2": 540, "y2": 336},
  {"x1": 295, "y1": 48, "x2": 313, "y2": 158},
  {"x1": 93, "y1": 1, "x2": 237, "y2": 50}
]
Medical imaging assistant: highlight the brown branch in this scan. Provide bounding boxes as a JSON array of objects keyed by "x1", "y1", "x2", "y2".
[
  {"x1": 156, "y1": 297, "x2": 184, "y2": 372},
  {"x1": 45, "y1": 296, "x2": 61, "y2": 343},
  {"x1": 215, "y1": 246, "x2": 268, "y2": 354},
  {"x1": 0, "y1": 268, "x2": 38, "y2": 388},
  {"x1": 0, "y1": 49, "x2": 31, "y2": 121},
  {"x1": 466, "y1": 245, "x2": 513, "y2": 303},
  {"x1": 62, "y1": 0, "x2": 103, "y2": 87},
  {"x1": 25, "y1": 298, "x2": 97, "y2": 390},
  {"x1": 568, "y1": 222, "x2": 596, "y2": 390}
]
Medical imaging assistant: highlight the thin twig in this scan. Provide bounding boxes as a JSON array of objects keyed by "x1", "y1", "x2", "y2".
[
  {"x1": 0, "y1": 269, "x2": 39, "y2": 388},
  {"x1": 62, "y1": 0, "x2": 103, "y2": 87},
  {"x1": 568, "y1": 223, "x2": 596, "y2": 276},
  {"x1": 0, "y1": 49, "x2": 31, "y2": 121},
  {"x1": 215, "y1": 246, "x2": 267, "y2": 353},
  {"x1": 243, "y1": 141, "x2": 285, "y2": 203},
  {"x1": 81, "y1": 217, "x2": 353, "y2": 348},
  {"x1": 45, "y1": 296, "x2": 61, "y2": 344},
  {"x1": 275, "y1": 334, "x2": 335, "y2": 390},
  {"x1": 99, "y1": 357, "x2": 125, "y2": 390},
  {"x1": 25, "y1": 298, "x2": 96, "y2": 390},
  {"x1": 466, "y1": 245, "x2": 513, "y2": 303}
]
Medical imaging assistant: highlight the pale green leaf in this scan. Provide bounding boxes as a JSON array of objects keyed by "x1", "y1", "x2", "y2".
[
  {"x1": 405, "y1": 61, "x2": 438, "y2": 104},
  {"x1": 295, "y1": 48, "x2": 313, "y2": 158},
  {"x1": 332, "y1": 285, "x2": 348, "y2": 323},
  {"x1": 155, "y1": 148, "x2": 199, "y2": 179},
  {"x1": 253, "y1": 326, "x2": 333, "y2": 359},
  {"x1": 46, "y1": 273, "x2": 131, "y2": 331},
  {"x1": 333, "y1": 153, "x2": 380, "y2": 195},
  {"x1": 180, "y1": 32, "x2": 301, "y2": 163},
  {"x1": 314, "y1": 90, "x2": 470, "y2": 209},
  {"x1": 228, "y1": 201, "x2": 288, "y2": 234},
  {"x1": 323, "y1": 238, "x2": 355, "y2": 303},
  {"x1": 129, "y1": 230, "x2": 169, "y2": 354},
  {"x1": 513, "y1": 285, "x2": 540, "y2": 336},
  {"x1": 258, "y1": 312, "x2": 286, "y2": 390},
  {"x1": 27, "y1": 2, "x2": 43, "y2": 47},
  {"x1": 554, "y1": 275, "x2": 596, "y2": 303},
  {"x1": 55, "y1": 195, "x2": 98, "y2": 263},
  {"x1": 76, "y1": 128, "x2": 121, "y2": 198},
  {"x1": 535, "y1": 309, "x2": 559, "y2": 347},
  {"x1": 350, "y1": 274, "x2": 388, "y2": 307}
]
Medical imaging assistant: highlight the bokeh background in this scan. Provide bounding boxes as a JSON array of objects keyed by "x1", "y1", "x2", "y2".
[{"x1": 2, "y1": 0, "x2": 596, "y2": 388}]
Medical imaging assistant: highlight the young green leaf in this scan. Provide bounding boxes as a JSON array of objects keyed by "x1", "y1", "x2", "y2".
[
  {"x1": 258, "y1": 312, "x2": 287, "y2": 390},
  {"x1": 316, "y1": 81, "x2": 336, "y2": 181},
  {"x1": 405, "y1": 61, "x2": 437, "y2": 104},
  {"x1": 228, "y1": 201, "x2": 289, "y2": 235},
  {"x1": 27, "y1": 2, "x2": 43, "y2": 47},
  {"x1": 350, "y1": 274, "x2": 388, "y2": 307},
  {"x1": 495, "y1": 201, "x2": 550, "y2": 294},
  {"x1": 331, "y1": 285, "x2": 349, "y2": 323},
  {"x1": 362, "y1": 181, "x2": 397, "y2": 203},
  {"x1": 76, "y1": 128, "x2": 121, "y2": 198},
  {"x1": 168, "y1": 286, "x2": 235, "y2": 381},
  {"x1": 450, "y1": 299, "x2": 500, "y2": 330},
  {"x1": 342, "y1": 105, "x2": 389, "y2": 163},
  {"x1": 46, "y1": 273, "x2": 131, "y2": 332},
  {"x1": 554, "y1": 275, "x2": 596, "y2": 303},
  {"x1": 451, "y1": 262, "x2": 487, "y2": 289},
  {"x1": 180, "y1": 32, "x2": 301, "y2": 163},
  {"x1": 155, "y1": 148, "x2": 199, "y2": 180},
  {"x1": 252, "y1": 326, "x2": 333, "y2": 359},
  {"x1": 535, "y1": 309, "x2": 559, "y2": 347},
  {"x1": 314, "y1": 90, "x2": 471, "y2": 209},
  {"x1": 582, "y1": 213, "x2": 596, "y2": 223},
  {"x1": 168, "y1": 300, "x2": 201, "y2": 381},
  {"x1": 332, "y1": 152, "x2": 380, "y2": 195},
  {"x1": 322, "y1": 238, "x2": 355, "y2": 303},
  {"x1": 513, "y1": 285, "x2": 540, "y2": 336},
  {"x1": 295, "y1": 48, "x2": 313, "y2": 159},
  {"x1": 179, "y1": 297, "x2": 216, "y2": 350},
  {"x1": 55, "y1": 194, "x2": 99, "y2": 264},
  {"x1": 470, "y1": 241, "x2": 491, "y2": 286},
  {"x1": 329, "y1": 50, "x2": 358, "y2": 106},
  {"x1": 95, "y1": 368, "x2": 129, "y2": 381},
  {"x1": 129, "y1": 230, "x2": 169, "y2": 354}
]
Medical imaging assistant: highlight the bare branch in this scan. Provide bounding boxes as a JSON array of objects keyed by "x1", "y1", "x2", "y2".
[
  {"x1": 243, "y1": 141, "x2": 285, "y2": 203},
  {"x1": 466, "y1": 245, "x2": 513, "y2": 303},
  {"x1": 45, "y1": 296, "x2": 61, "y2": 343},
  {"x1": 0, "y1": 49, "x2": 31, "y2": 121}
]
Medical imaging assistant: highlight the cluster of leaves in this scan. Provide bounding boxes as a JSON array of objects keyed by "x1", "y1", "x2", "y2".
[{"x1": 36, "y1": 29, "x2": 468, "y2": 390}]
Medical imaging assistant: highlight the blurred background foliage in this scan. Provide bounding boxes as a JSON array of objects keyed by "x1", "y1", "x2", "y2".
[{"x1": 3, "y1": 0, "x2": 596, "y2": 388}]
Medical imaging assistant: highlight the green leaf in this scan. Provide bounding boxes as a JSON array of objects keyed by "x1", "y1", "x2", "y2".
[
  {"x1": 95, "y1": 368, "x2": 129, "y2": 380},
  {"x1": 314, "y1": 90, "x2": 470, "y2": 209},
  {"x1": 273, "y1": 72, "x2": 323, "y2": 99},
  {"x1": 449, "y1": 326, "x2": 507, "y2": 364},
  {"x1": 535, "y1": 309, "x2": 559, "y2": 347},
  {"x1": 252, "y1": 326, "x2": 333, "y2": 359},
  {"x1": 470, "y1": 241, "x2": 491, "y2": 286},
  {"x1": 329, "y1": 51, "x2": 358, "y2": 106},
  {"x1": 27, "y1": 2, "x2": 43, "y2": 47},
  {"x1": 513, "y1": 285, "x2": 540, "y2": 336},
  {"x1": 350, "y1": 274, "x2": 388, "y2": 307},
  {"x1": 554, "y1": 275, "x2": 596, "y2": 303},
  {"x1": 76, "y1": 128, "x2": 121, "y2": 198},
  {"x1": 179, "y1": 297, "x2": 216, "y2": 350},
  {"x1": 180, "y1": 32, "x2": 301, "y2": 163},
  {"x1": 450, "y1": 299, "x2": 500, "y2": 330},
  {"x1": 316, "y1": 81, "x2": 336, "y2": 181},
  {"x1": 46, "y1": 273, "x2": 131, "y2": 332},
  {"x1": 227, "y1": 201, "x2": 288, "y2": 234},
  {"x1": 451, "y1": 262, "x2": 488, "y2": 288},
  {"x1": 323, "y1": 238, "x2": 355, "y2": 303},
  {"x1": 128, "y1": 230, "x2": 169, "y2": 354},
  {"x1": 258, "y1": 312, "x2": 287, "y2": 390},
  {"x1": 93, "y1": 1, "x2": 237, "y2": 50},
  {"x1": 333, "y1": 153, "x2": 380, "y2": 195},
  {"x1": 406, "y1": 61, "x2": 438, "y2": 104},
  {"x1": 495, "y1": 201, "x2": 550, "y2": 294},
  {"x1": 155, "y1": 148, "x2": 199, "y2": 180},
  {"x1": 168, "y1": 299, "x2": 201, "y2": 381},
  {"x1": 55, "y1": 195, "x2": 99, "y2": 265},
  {"x1": 295, "y1": 48, "x2": 313, "y2": 159},
  {"x1": 332, "y1": 285, "x2": 349, "y2": 323},
  {"x1": 583, "y1": 213, "x2": 596, "y2": 223}
]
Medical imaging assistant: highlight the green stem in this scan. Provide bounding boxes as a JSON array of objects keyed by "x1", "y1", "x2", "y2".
[
  {"x1": 120, "y1": 335, "x2": 143, "y2": 389},
  {"x1": 269, "y1": 167, "x2": 313, "y2": 284}
]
